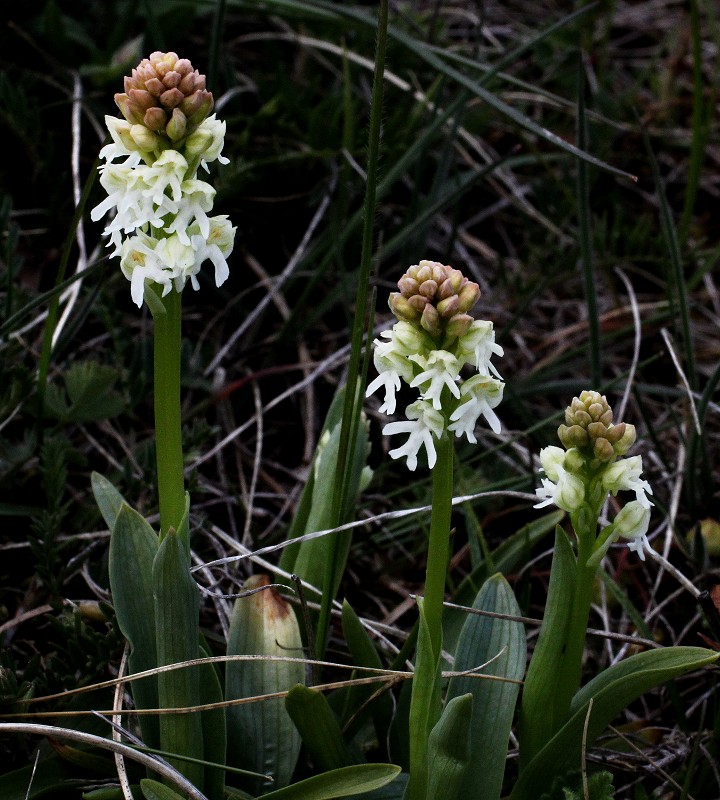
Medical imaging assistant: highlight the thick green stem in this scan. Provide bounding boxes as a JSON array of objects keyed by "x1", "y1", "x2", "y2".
[
  {"x1": 152, "y1": 289, "x2": 185, "y2": 539},
  {"x1": 406, "y1": 433, "x2": 454, "y2": 800},
  {"x1": 554, "y1": 510, "x2": 600, "y2": 719},
  {"x1": 423, "y1": 434, "x2": 454, "y2": 662}
]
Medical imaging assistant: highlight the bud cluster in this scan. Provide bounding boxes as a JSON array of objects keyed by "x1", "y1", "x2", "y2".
[
  {"x1": 366, "y1": 261, "x2": 503, "y2": 471},
  {"x1": 535, "y1": 391, "x2": 653, "y2": 561},
  {"x1": 115, "y1": 51, "x2": 213, "y2": 147},
  {"x1": 389, "y1": 260, "x2": 481, "y2": 343},
  {"x1": 91, "y1": 53, "x2": 235, "y2": 309},
  {"x1": 557, "y1": 390, "x2": 635, "y2": 462}
]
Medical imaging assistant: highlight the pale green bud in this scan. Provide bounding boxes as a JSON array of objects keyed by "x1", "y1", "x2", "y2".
[{"x1": 129, "y1": 123, "x2": 161, "y2": 151}]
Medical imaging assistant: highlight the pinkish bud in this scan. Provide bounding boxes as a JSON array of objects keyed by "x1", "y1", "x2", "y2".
[
  {"x1": 145, "y1": 77, "x2": 164, "y2": 97},
  {"x1": 144, "y1": 106, "x2": 167, "y2": 131},
  {"x1": 418, "y1": 280, "x2": 437, "y2": 298},
  {"x1": 407, "y1": 295, "x2": 428, "y2": 312},
  {"x1": 420, "y1": 303, "x2": 441, "y2": 337},
  {"x1": 397, "y1": 276, "x2": 419, "y2": 297},
  {"x1": 128, "y1": 88, "x2": 155, "y2": 110},
  {"x1": 163, "y1": 70, "x2": 182, "y2": 89},
  {"x1": 159, "y1": 87, "x2": 185, "y2": 108}
]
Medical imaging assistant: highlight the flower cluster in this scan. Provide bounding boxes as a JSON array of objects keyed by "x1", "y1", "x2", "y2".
[
  {"x1": 535, "y1": 391, "x2": 653, "y2": 560},
  {"x1": 366, "y1": 260, "x2": 504, "y2": 470},
  {"x1": 91, "y1": 52, "x2": 235, "y2": 309}
]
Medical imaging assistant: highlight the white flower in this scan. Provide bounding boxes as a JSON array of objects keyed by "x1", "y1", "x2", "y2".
[
  {"x1": 365, "y1": 329, "x2": 416, "y2": 415},
  {"x1": 409, "y1": 350, "x2": 461, "y2": 410},
  {"x1": 186, "y1": 215, "x2": 235, "y2": 290},
  {"x1": 99, "y1": 116, "x2": 142, "y2": 167},
  {"x1": 143, "y1": 150, "x2": 188, "y2": 208},
  {"x1": 198, "y1": 115, "x2": 230, "y2": 168},
  {"x1": 456, "y1": 320, "x2": 503, "y2": 378},
  {"x1": 539, "y1": 445, "x2": 566, "y2": 482},
  {"x1": 534, "y1": 461, "x2": 585, "y2": 512},
  {"x1": 614, "y1": 501, "x2": 652, "y2": 560},
  {"x1": 166, "y1": 179, "x2": 216, "y2": 244},
  {"x1": 447, "y1": 375, "x2": 504, "y2": 441},
  {"x1": 120, "y1": 232, "x2": 174, "y2": 308},
  {"x1": 602, "y1": 456, "x2": 653, "y2": 509},
  {"x1": 383, "y1": 400, "x2": 445, "y2": 471}
]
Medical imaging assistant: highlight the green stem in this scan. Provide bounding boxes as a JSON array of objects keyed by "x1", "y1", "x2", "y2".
[
  {"x1": 423, "y1": 434, "x2": 454, "y2": 661},
  {"x1": 152, "y1": 289, "x2": 185, "y2": 539},
  {"x1": 555, "y1": 513, "x2": 598, "y2": 719},
  {"x1": 406, "y1": 433, "x2": 454, "y2": 800}
]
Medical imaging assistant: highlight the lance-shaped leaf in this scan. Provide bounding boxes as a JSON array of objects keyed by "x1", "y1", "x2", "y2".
[
  {"x1": 108, "y1": 501, "x2": 159, "y2": 749},
  {"x1": 259, "y1": 764, "x2": 402, "y2": 800},
  {"x1": 281, "y1": 382, "x2": 371, "y2": 600},
  {"x1": 406, "y1": 598, "x2": 442, "y2": 800},
  {"x1": 226, "y1": 575, "x2": 305, "y2": 793},
  {"x1": 285, "y1": 684, "x2": 363, "y2": 772},
  {"x1": 446, "y1": 573, "x2": 526, "y2": 800},
  {"x1": 152, "y1": 502, "x2": 203, "y2": 788},
  {"x1": 518, "y1": 527, "x2": 575, "y2": 768},
  {"x1": 426, "y1": 693, "x2": 473, "y2": 800},
  {"x1": 340, "y1": 599, "x2": 394, "y2": 752},
  {"x1": 511, "y1": 646, "x2": 720, "y2": 800}
]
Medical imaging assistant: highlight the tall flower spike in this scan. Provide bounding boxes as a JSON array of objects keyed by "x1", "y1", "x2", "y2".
[
  {"x1": 92, "y1": 53, "x2": 236, "y2": 309},
  {"x1": 367, "y1": 260, "x2": 503, "y2": 470},
  {"x1": 535, "y1": 391, "x2": 653, "y2": 560}
]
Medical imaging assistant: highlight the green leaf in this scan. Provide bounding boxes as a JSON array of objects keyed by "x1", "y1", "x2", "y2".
[
  {"x1": 199, "y1": 642, "x2": 226, "y2": 800},
  {"x1": 286, "y1": 385, "x2": 371, "y2": 601},
  {"x1": 226, "y1": 575, "x2": 305, "y2": 793},
  {"x1": 139, "y1": 779, "x2": 184, "y2": 800},
  {"x1": 259, "y1": 764, "x2": 402, "y2": 800},
  {"x1": 285, "y1": 684, "x2": 364, "y2": 771},
  {"x1": 340, "y1": 599, "x2": 394, "y2": 751},
  {"x1": 426, "y1": 693, "x2": 472, "y2": 800},
  {"x1": 518, "y1": 527, "x2": 576, "y2": 769},
  {"x1": 152, "y1": 512, "x2": 203, "y2": 788},
  {"x1": 511, "y1": 647, "x2": 720, "y2": 800},
  {"x1": 446, "y1": 574, "x2": 526, "y2": 800},
  {"x1": 44, "y1": 361, "x2": 125, "y2": 422},
  {"x1": 109, "y1": 503, "x2": 160, "y2": 750},
  {"x1": 92, "y1": 471, "x2": 128, "y2": 532}
]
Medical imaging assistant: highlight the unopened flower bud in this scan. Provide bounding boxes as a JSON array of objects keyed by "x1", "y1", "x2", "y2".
[
  {"x1": 445, "y1": 313, "x2": 473, "y2": 339},
  {"x1": 144, "y1": 106, "x2": 167, "y2": 132},
  {"x1": 604, "y1": 422, "x2": 626, "y2": 444},
  {"x1": 457, "y1": 283, "x2": 480, "y2": 313},
  {"x1": 389, "y1": 293, "x2": 420, "y2": 322},
  {"x1": 419, "y1": 279, "x2": 438, "y2": 298},
  {"x1": 421, "y1": 303, "x2": 441, "y2": 337},
  {"x1": 130, "y1": 123, "x2": 161, "y2": 151},
  {"x1": 436, "y1": 294, "x2": 459, "y2": 318},
  {"x1": 613, "y1": 423, "x2": 636, "y2": 455},
  {"x1": 593, "y1": 437, "x2": 614, "y2": 462},
  {"x1": 166, "y1": 108, "x2": 187, "y2": 142},
  {"x1": 558, "y1": 424, "x2": 589, "y2": 449},
  {"x1": 398, "y1": 276, "x2": 419, "y2": 296}
]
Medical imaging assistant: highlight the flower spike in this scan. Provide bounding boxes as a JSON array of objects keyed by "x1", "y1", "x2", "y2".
[
  {"x1": 92, "y1": 53, "x2": 236, "y2": 309},
  {"x1": 367, "y1": 260, "x2": 503, "y2": 470}
]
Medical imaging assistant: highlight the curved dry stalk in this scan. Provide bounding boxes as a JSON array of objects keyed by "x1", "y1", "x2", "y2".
[{"x1": 0, "y1": 722, "x2": 208, "y2": 800}]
